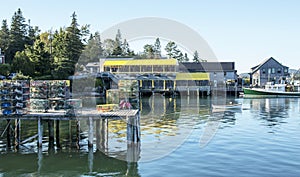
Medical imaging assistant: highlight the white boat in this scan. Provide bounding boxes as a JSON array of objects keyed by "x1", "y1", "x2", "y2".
[{"x1": 243, "y1": 82, "x2": 300, "y2": 97}]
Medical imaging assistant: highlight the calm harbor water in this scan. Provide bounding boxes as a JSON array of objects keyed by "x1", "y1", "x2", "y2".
[{"x1": 1, "y1": 95, "x2": 300, "y2": 176}]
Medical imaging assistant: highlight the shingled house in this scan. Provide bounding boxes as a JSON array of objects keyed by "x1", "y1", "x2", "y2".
[{"x1": 251, "y1": 57, "x2": 289, "y2": 87}]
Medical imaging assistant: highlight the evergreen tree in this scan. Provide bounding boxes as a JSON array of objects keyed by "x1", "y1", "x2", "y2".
[
  {"x1": 153, "y1": 38, "x2": 161, "y2": 58},
  {"x1": 112, "y1": 29, "x2": 123, "y2": 56},
  {"x1": 184, "y1": 53, "x2": 189, "y2": 62},
  {"x1": 28, "y1": 39, "x2": 51, "y2": 77},
  {"x1": 143, "y1": 44, "x2": 155, "y2": 58},
  {"x1": 193, "y1": 50, "x2": 200, "y2": 63},
  {"x1": 176, "y1": 51, "x2": 184, "y2": 62},
  {"x1": 52, "y1": 12, "x2": 84, "y2": 79},
  {"x1": 122, "y1": 39, "x2": 130, "y2": 56},
  {"x1": 165, "y1": 41, "x2": 177, "y2": 59},
  {"x1": 103, "y1": 39, "x2": 116, "y2": 56},
  {"x1": 0, "y1": 20, "x2": 10, "y2": 55},
  {"x1": 12, "y1": 50, "x2": 34, "y2": 76},
  {"x1": 80, "y1": 31, "x2": 103, "y2": 64},
  {"x1": 26, "y1": 19, "x2": 40, "y2": 46},
  {"x1": 7, "y1": 8, "x2": 27, "y2": 64}
]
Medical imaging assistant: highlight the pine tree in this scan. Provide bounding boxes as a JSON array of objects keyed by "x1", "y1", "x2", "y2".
[
  {"x1": 7, "y1": 8, "x2": 27, "y2": 64},
  {"x1": 143, "y1": 44, "x2": 155, "y2": 58},
  {"x1": 165, "y1": 41, "x2": 177, "y2": 59},
  {"x1": 80, "y1": 31, "x2": 103, "y2": 64},
  {"x1": 184, "y1": 53, "x2": 189, "y2": 62},
  {"x1": 0, "y1": 20, "x2": 10, "y2": 55},
  {"x1": 112, "y1": 29, "x2": 123, "y2": 56},
  {"x1": 193, "y1": 50, "x2": 200, "y2": 63},
  {"x1": 153, "y1": 38, "x2": 161, "y2": 58}
]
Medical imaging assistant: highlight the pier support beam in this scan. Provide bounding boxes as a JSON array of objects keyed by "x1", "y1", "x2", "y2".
[
  {"x1": 14, "y1": 119, "x2": 20, "y2": 150},
  {"x1": 48, "y1": 120, "x2": 54, "y2": 150},
  {"x1": 6, "y1": 120, "x2": 11, "y2": 149},
  {"x1": 56, "y1": 120, "x2": 61, "y2": 149},
  {"x1": 127, "y1": 113, "x2": 140, "y2": 144},
  {"x1": 38, "y1": 118, "x2": 43, "y2": 148},
  {"x1": 88, "y1": 117, "x2": 94, "y2": 148},
  {"x1": 76, "y1": 120, "x2": 80, "y2": 149},
  {"x1": 96, "y1": 119, "x2": 108, "y2": 152}
]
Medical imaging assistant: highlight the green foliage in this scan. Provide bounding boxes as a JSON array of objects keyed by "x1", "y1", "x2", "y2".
[
  {"x1": 143, "y1": 44, "x2": 155, "y2": 58},
  {"x1": 0, "y1": 64, "x2": 11, "y2": 75},
  {"x1": 153, "y1": 38, "x2": 161, "y2": 58},
  {"x1": 80, "y1": 31, "x2": 103, "y2": 64},
  {"x1": 12, "y1": 50, "x2": 34, "y2": 76},
  {"x1": 7, "y1": 8, "x2": 28, "y2": 64},
  {"x1": 13, "y1": 72, "x2": 31, "y2": 80},
  {"x1": 193, "y1": 50, "x2": 200, "y2": 63},
  {"x1": 165, "y1": 41, "x2": 185, "y2": 62},
  {"x1": 0, "y1": 20, "x2": 10, "y2": 54},
  {"x1": 184, "y1": 53, "x2": 189, "y2": 62}
]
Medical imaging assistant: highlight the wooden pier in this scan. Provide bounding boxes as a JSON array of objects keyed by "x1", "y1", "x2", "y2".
[{"x1": 0, "y1": 109, "x2": 140, "y2": 150}]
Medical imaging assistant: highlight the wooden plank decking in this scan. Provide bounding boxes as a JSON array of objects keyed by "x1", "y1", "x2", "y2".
[{"x1": 0, "y1": 109, "x2": 139, "y2": 120}]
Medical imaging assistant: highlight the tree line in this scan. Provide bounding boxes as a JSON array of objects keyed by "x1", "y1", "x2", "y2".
[{"x1": 0, "y1": 8, "x2": 204, "y2": 79}]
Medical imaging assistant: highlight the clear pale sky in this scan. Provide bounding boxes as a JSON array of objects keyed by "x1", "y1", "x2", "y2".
[{"x1": 1, "y1": 0, "x2": 300, "y2": 74}]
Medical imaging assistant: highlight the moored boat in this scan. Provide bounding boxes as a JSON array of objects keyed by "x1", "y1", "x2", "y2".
[{"x1": 243, "y1": 82, "x2": 300, "y2": 97}]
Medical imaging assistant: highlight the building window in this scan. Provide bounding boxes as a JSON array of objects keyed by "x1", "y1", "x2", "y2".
[
  {"x1": 272, "y1": 68, "x2": 275, "y2": 74},
  {"x1": 262, "y1": 68, "x2": 266, "y2": 74},
  {"x1": 277, "y1": 68, "x2": 281, "y2": 74},
  {"x1": 284, "y1": 68, "x2": 288, "y2": 73},
  {"x1": 268, "y1": 68, "x2": 271, "y2": 74}
]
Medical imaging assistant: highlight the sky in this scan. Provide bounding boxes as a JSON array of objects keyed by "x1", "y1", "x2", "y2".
[{"x1": 1, "y1": 0, "x2": 300, "y2": 74}]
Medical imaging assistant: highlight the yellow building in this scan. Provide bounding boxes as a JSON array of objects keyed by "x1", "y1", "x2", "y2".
[{"x1": 103, "y1": 59, "x2": 178, "y2": 74}]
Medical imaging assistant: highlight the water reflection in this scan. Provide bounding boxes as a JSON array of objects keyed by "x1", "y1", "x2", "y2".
[
  {"x1": 248, "y1": 98, "x2": 292, "y2": 127},
  {"x1": 0, "y1": 149, "x2": 140, "y2": 176}
]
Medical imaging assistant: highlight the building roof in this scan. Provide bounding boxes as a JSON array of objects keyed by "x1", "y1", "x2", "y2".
[
  {"x1": 251, "y1": 57, "x2": 288, "y2": 74},
  {"x1": 175, "y1": 73, "x2": 210, "y2": 80},
  {"x1": 180, "y1": 62, "x2": 235, "y2": 72},
  {"x1": 104, "y1": 59, "x2": 177, "y2": 66},
  {"x1": 86, "y1": 62, "x2": 99, "y2": 67}
]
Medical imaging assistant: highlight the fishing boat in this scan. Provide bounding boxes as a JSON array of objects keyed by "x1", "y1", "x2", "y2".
[{"x1": 243, "y1": 82, "x2": 300, "y2": 97}]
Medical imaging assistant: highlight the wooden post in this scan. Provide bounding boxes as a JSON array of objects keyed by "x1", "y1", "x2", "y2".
[
  {"x1": 38, "y1": 118, "x2": 43, "y2": 148},
  {"x1": 96, "y1": 119, "x2": 100, "y2": 151},
  {"x1": 14, "y1": 119, "x2": 20, "y2": 150},
  {"x1": 6, "y1": 119, "x2": 11, "y2": 149},
  {"x1": 127, "y1": 113, "x2": 140, "y2": 144},
  {"x1": 88, "y1": 145, "x2": 94, "y2": 173},
  {"x1": 76, "y1": 120, "x2": 80, "y2": 149},
  {"x1": 48, "y1": 120, "x2": 54, "y2": 149},
  {"x1": 56, "y1": 120, "x2": 61, "y2": 149},
  {"x1": 88, "y1": 117, "x2": 94, "y2": 148},
  {"x1": 127, "y1": 116, "x2": 133, "y2": 143}
]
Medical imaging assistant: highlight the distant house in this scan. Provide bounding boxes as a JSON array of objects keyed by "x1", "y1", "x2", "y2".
[
  {"x1": 251, "y1": 57, "x2": 289, "y2": 87},
  {"x1": 86, "y1": 62, "x2": 100, "y2": 73}
]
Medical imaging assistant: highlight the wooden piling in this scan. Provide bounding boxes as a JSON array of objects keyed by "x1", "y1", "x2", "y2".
[
  {"x1": 14, "y1": 119, "x2": 20, "y2": 150},
  {"x1": 76, "y1": 120, "x2": 80, "y2": 149},
  {"x1": 6, "y1": 119, "x2": 11, "y2": 149},
  {"x1": 48, "y1": 120, "x2": 54, "y2": 149},
  {"x1": 55, "y1": 120, "x2": 61, "y2": 149},
  {"x1": 88, "y1": 117, "x2": 94, "y2": 148},
  {"x1": 38, "y1": 118, "x2": 43, "y2": 148}
]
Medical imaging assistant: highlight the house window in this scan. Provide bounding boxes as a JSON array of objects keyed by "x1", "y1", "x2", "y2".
[
  {"x1": 268, "y1": 68, "x2": 271, "y2": 74},
  {"x1": 262, "y1": 68, "x2": 266, "y2": 74},
  {"x1": 272, "y1": 68, "x2": 275, "y2": 74},
  {"x1": 284, "y1": 68, "x2": 288, "y2": 73},
  {"x1": 277, "y1": 68, "x2": 281, "y2": 74}
]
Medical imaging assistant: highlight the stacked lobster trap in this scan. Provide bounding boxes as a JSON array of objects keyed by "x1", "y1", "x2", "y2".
[
  {"x1": 0, "y1": 80, "x2": 81, "y2": 116},
  {"x1": 0, "y1": 80, "x2": 30, "y2": 115}
]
